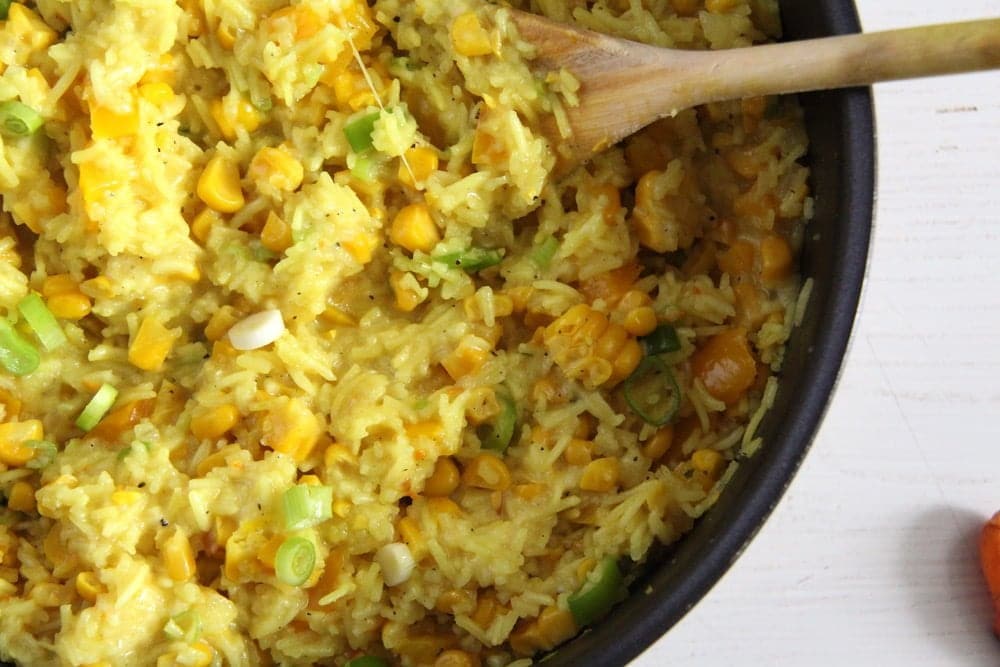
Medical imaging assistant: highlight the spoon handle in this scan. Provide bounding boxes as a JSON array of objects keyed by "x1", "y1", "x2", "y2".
[{"x1": 676, "y1": 18, "x2": 1000, "y2": 108}]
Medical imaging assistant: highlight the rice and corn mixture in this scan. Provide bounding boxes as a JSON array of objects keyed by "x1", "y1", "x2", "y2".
[{"x1": 0, "y1": 0, "x2": 812, "y2": 665}]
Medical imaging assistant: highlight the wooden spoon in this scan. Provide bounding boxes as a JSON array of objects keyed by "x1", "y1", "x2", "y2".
[{"x1": 507, "y1": 11, "x2": 1000, "y2": 171}]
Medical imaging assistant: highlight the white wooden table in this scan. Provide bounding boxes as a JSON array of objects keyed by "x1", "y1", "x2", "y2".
[{"x1": 637, "y1": 1, "x2": 1000, "y2": 664}]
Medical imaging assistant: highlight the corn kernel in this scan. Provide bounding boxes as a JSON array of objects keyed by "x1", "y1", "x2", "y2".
[
  {"x1": 75, "y1": 571, "x2": 104, "y2": 602},
  {"x1": 7, "y1": 4, "x2": 58, "y2": 53},
  {"x1": 260, "y1": 211, "x2": 293, "y2": 253},
  {"x1": 462, "y1": 453, "x2": 511, "y2": 491},
  {"x1": 324, "y1": 443, "x2": 357, "y2": 467},
  {"x1": 623, "y1": 306, "x2": 658, "y2": 336},
  {"x1": 216, "y1": 22, "x2": 237, "y2": 49},
  {"x1": 441, "y1": 335, "x2": 492, "y2": 381},
  {"x1": 390, "y1": 270, "x2": 422, "y2": 313},
  {"x1": 424, "y1": 457, "x2": 460, "y2": 497},
  {"x1": 691, "y1": 448, "x2": 726, "y2": 478},
  {"x1": 342, "y1": 232, "x2": 379, "y2": 265},
  {"x1": 210, "y1": 97, "x2": 263, "y2": 142},
  {"x1": 48, "y1": 292, "x2": 92, "y2": 320},
  {"x1": 579, "y1": 457, "x2": 620, "y2": 492},
  {"x1": 163, "y1": 529, "x2": 196, "y2": 581},
  {"x1": 81, "y1": 276, "x2": 114, "y2": 299},
  {"x1": 451, "y1": 12, "x2": 493, "y2": 57},
  {"x1": 138, "y1": 82, "x2": 175, "y2": 106},
  {"x1": 41, "y1": 274, "x2": 77, "y2": 297},
  {"x1": 128, "y1": 316, "x2": 177, "y2": 372},
  {"x1": 197, "y1": 155, "x2": 245, "y2": 213},
  {"x1": 425, "y1": 497, "x2": 462, "y2": 517},
  {"x1": 0, "y1": 420, "x2": 43, "y2": 467},
  {"x1": 389, "y1": 203, "x2": 439, "y2": 253},
  {"x1": 564, "y1": 439, "x2": 593, "y2": 466},
  {"x1": 397, "y1": 516, "x2": 427, "y2": 560},
  {"x1": 262, "y1": 398, "x2": 321, "y2": 463},
  {"x1": 190, "y1": 404, "x2": 240, "y2": 440},
  {"x1": 641, "y1": 425, "x2": 674, "y2": 460},
  {"x1": 90, "y1": 96, "x2": 140, "y2": 140},
  {"x1": 204, "y1": 306, "x2": 239, "y2": 342},
  {"x1": 398, "y1": 146, "x2": 439, "y2": 188},
  {"x1": 248, "y1": 146, "x2": 304, "y2": 193},
  {"x1": 111, "y1": 489, "x2": 141, "y2": 505},
  {"x1": 7, "y1": 481, "x2": 35, "y2": 513}
]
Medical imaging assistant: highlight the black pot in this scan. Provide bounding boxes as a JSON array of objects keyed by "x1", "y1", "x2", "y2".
[{"x1": 546, "y1": 2, "x2": 875, "y2": 665}]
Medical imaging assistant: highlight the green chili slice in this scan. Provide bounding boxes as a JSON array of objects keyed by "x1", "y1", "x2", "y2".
[
  {"x1": 0, "y1": 1, "x2": 12, "y2": 20},
  {"x1": 275, "y1": 536, "x2": 316, "y2": 586},
  {"x1": 344, "y1": 657, "x2": 389, "y2": 667},
  {"x1": 343, "y1": 110, "x2": 381, "y2": 153},
  {"x1": 0, "y1": 319, "x2": 40, "y2": 376},
  {"x1": 0, "y1": 100, "x2": 43, "y2": 137},
  {"x1": 567, "y1": 556, "x2": 626, "y2": 627},
  {"x1": 350, "y1": 152, "x2": 378, "y2": 182},
  {"x1": 640, "y1": 324, "x2": 680, "y2": 356},
  {"x1": 282, "y1": 484, "x2": 333, "y2": 531},
  {"x1": 17, "y1": 293, "x2": 67, "y2": 351},
  {"x1": 478, "y1": 389, "x2": 517, "y2": 452},
  {"x1": 76, "y1": 383, "x2": 118, "y2": 432},
  {"x1": 530, "y1": 235, "x2": 559, "y2": 269},
  {"x1": 623, "y1": 356, "x2": 681, "y2": 427},
  {"x1": 433, "y1": 247, "x2": 503, "y2": 273}
]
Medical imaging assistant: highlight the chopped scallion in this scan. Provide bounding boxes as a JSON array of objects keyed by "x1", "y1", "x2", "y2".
[
  {"x1": 0, "y1": 319, "x2": 40, "y2": 376},
  {"x1": 0, "y1": 0, "x2": 11, "y2": 20},
  {"x1": 163, "y1": 609, "x2": 202, "y2": 644},
  {"x1": 25, "y1": 440, "x2": 57, "y2": 470},
  {"x1": 343, "y1": 111, "x2": 381, "y2": 153},
  {"x1": 567, "y1": 556, "x2": 626, "y2": 627},
  {"x1": 345, "y1": 657, "x2": 389, "y2": 667},
  {"x1": 17, "y1": 293, "x2": 67, "y2": 351},
  {"x1": 623, "y1": 356, "x2": 681, "y2": 427},
  {"x1": 0, "y1": 100, "x2": 43, "y2": 137},
  {"x1": 478, "y1": 389, "x2": 517, "y2": 452},
  {"x1": 76, "y1": 383, "x2": 118, "y2": 432},
  {"x1": 275, "y1": 536, "x2": 316, "y2": 586},
  {"x1": 640, "y1": 324, "x2": 680, "y2": 356},
  {"x1": 530, "y1": 235, "x2": 559, "y2": 269},
  {"x1": 433, "y1": 247, "x2": 503, "y2": 273},
  {"x1": 282, "y1": 484, "x2": 333, "y2": 531}
]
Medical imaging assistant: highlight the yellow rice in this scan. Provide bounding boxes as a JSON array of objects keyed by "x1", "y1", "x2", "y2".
[{"x1": 0, "y1": 0, "x2": 812, "y2": 665}]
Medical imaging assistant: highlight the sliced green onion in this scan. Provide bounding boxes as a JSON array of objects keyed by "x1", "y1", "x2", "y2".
[
  {"x1": 350, "y1": 152, "x2": 378, "y2": 182},
  {"x1": 0, "y1": 319, "x2": 40, "y2": 376},
  {"x1": 640, "y1": 324, "x2": 680, "y2": 356},
  {"x1": 478, "y1": 389, "x2": 517, "y2": 452},
  {"x1": 623, "y1": 356, "x2": 681, "y2": 427},
  {"x1": 282, "y1": 484, "x2": 333, "y2": 531},
  {"x1": 433, "y1": 247, "x2": 503, "y2": 273},
  {"x1": 0, "y1": 1, "x2": 12, "y2": 20},
  {"x1": 17, "y1": 293, "x2": 67, "y2": 351},
  {"x1": 567, "y1": 556, "x2": 626, "y2": 627},
  {"x1": 343, "y1": 111, "x2": 381, "y2": 153},
  {"x1": 163, "y1": 609, "x2": 202, "y2": 643},
  {"x1": 275, "y1": 536, "x2": 316, "y2": 586},
  {"x1": 530, "y1": 235, "x2": 559, "y2": 269},
  {"x1": 345, "y1": 657, "x2": 389, "y2": 667},
  {"x1": 25, "y1": 440, "x2": 57, "y2": 470},
  {"x1": 76, "y1": 383, "x2": 118, "y2": 432},
  {"x1": 248, "y1": 240, "x2": 277, "y2": 263},
  {"x1": 0, "y1": 100, "x2": 43, "y2": 137}
]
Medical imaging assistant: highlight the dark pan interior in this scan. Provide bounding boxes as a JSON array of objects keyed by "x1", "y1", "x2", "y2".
[
  {"x1": 543, "y1": 2, "x2": 875, "y2": 665},
  {"x1": 0, "y1": 3, "x2": 872, "y2": 666}
]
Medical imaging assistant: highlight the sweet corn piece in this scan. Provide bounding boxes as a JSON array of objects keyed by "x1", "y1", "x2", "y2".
[
  {"x1": 210, "y1": 97, "x2": 263, "y2": 141},
  {"x1": 397, "y1": 516, "x2": 427, "y2": 561},
  {"x1": 0, "y1": 388, "x2": 21, "y2": 421},
  {"x1": 138, "y1": 82, "x2": 175, "y2": 106},
  {"x1": 760, "y1": 234, "x2": 793, "y2": 284},
  {"x1": 7, "y1": 4, "x2": 58, "y2": 54},
  {"x1": 462, "y1": 453, "x2": 511, "y2": 491},
  {"x1": 75, "y1": 571, "x2": 103, "y2": 602},
  {"x1": 163, "y1": 529, "x2": 196, "y2": 581},
  {"x1": 441, "y1": 335, "x2": 492, "y2": 381},
  {"x1": 579, "y1": 457, "x2": 620, "y2": 492},
  {"x1": 399, "y1": 146, "x2": 439, "y2": 188},
  {"x1": 544, "y1": 304, "x2": 642, "y2": 388},
  {"x1": 691, "y1": 448, "x2": 726, "y2": 479},
  {"x1": 260, "y1": 211, "x2": 293, "y2": 253},
  {"x1": 249, "y1": 146, "x2": 304, "y2": 192},
  {"x1": 425, "y1": 496, "x2": 462, "y2": 517},
  {"x1": 451, "y1": 12, "x2": 492, "y2": 57},
  {"x1": 623, "y1": 306, "x2": 658, "y2": 336},
  {"x1": 342, "y1": 231, "x2": 380, "y2": 265},
  {"x1": 91, "y1": 97, "x2": 140, "y2": 140},
  {"x1": 265, "y1": 4, "x2": 322, "y2": 41},
  {"x1": 41, "y1": 274, "x2": 77, "y2": 297},
  {"x1": 641, "y1": 425, "x2": 674, "y2": 460},
  {"x1": 190, "y1": 404, "x2": 240, "y2": 440},
  {"x1": 7, "y1": 481, "x2": 35, "y2": 513},
  {"x1": 128, "y1": 316, "x2": 177, "y2": 372},
  {"x1": 111, "y1": 489, "x2": 141, "y2": 505},
  {"x1": 262, "y1": 398, "x2": 321, "y2": 462},
  {"x1": 216, "y1": 22, "x2": 237, "y2": 49},
  {"x1": 0, "y1": 420, "x2": 43, "y2": 467},
  {"x1": 332, "y1": 0, "x2": 378, "y2": 49},
  {"x1": 81, "y1": 276, "x2": 114, "y2": 299},
  {"x1": 188, "y1": 641, "x2": 214, "y2": 667},
  {"x1": 510, "y1": 605, "x2": 578, "y2": 656},
  {"x1": 706, "y1": 0, "x2": 738, "y2": 12},
  {"x1": 189, "y1": 208, "x2": 221, "y2": 244},
  {"x1": 563, "y1": 439, "x2": 593, "y2": 466},
  {"x1": 390, "y1": 270, "x2": 423, "y2": 313},
  {"x1": 204, "y1": 306, "x2": 239, "y2": 342},
  {"x1": 424, "y1": 457, "x2": 460, "y2": 497},
  {"x1": 389, "y1": 203, "x2": 439, "y2": 253},
  {"x1": 324, "y1": 442, "x2": 357, "y2": 467},
  {"x1": 47, "y1": 292, "x2": 92, "y2": 320},
  {"x1": 197, "y1": 155, "x2": 245, "y2": 213}
]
